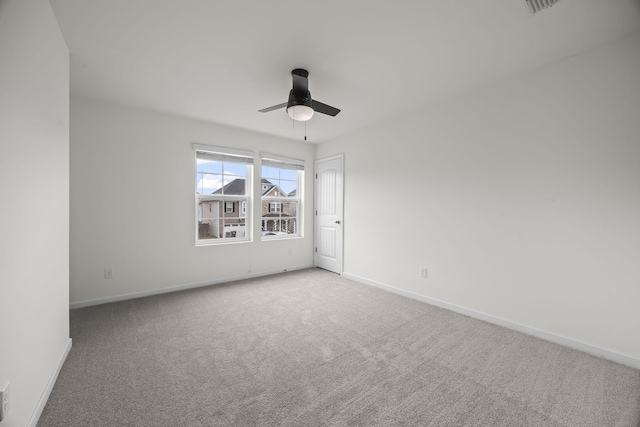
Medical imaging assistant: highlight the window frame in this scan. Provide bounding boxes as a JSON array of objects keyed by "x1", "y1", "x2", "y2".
[
  {"x1": 194, "y1": 144, "x2": 253, "y2": 245},
  {"x1": 260, "y1": 152, "x2": 304, "y2": 240}
]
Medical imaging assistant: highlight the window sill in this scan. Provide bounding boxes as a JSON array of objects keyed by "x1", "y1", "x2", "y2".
[
  {"x1": 195, "y1": 238, "x2": 251, "y2": 247},
  {"x1": 261, "y1": 233, "x2": 302, "y2": 241}
]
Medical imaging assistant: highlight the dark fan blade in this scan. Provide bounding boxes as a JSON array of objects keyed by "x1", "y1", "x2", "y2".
[
  {"x1": 312, "y1": 100, "x2": 340, "y2": 117},
  {"x1": 291, "y1": 69, "x2": 309, "y2": 95},
  {"x1": 258, "y1": 102, "x2": 287, "y2": 113}
]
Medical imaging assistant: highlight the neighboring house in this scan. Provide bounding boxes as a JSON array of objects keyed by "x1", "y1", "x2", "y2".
[
  {"x1": 198, "y1": 179, "x2": 247, "y2": 239},
  {"x1": 261, "y1": 179, "x2": 297, "y2": 235},
  {"x1": 198, "y1": 178, "x2": 297, "y2": 239}
]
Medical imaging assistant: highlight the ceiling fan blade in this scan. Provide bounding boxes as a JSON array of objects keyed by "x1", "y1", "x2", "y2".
[
  {"x1": 258, "y1": 102, "x2": 287, "y2": 113},
  {"x1": 312, "y1": 100, "x2": 341, "y2": 117}
]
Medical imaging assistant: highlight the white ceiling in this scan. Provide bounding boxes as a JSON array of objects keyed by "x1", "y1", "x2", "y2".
[{"x1": 50, "y1": 0, "x2": 640, "y2": 143}]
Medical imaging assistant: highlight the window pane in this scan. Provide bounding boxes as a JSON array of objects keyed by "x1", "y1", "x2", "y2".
[
  {"x1": 262, "y1": 166, "x2": 280, "y2": 180},
  {"x1": 197, "y1": 198, "x2": 248, "y2": 240},
  {"x1": 197, "y1": 172, "x2": 225, "y2": 195},
  {"x1": 279, "y1": 179, "x2": 297, "y2": 196},
  {"x1": 197, "y1": 159, "x2": 222, "y2": 174},
  {"x1": 197, "y1": 199, "x2": 218, "y2": 240},
  {"x1": 261, "y1": 173, "x2": 298, "y2": 197},
  {"x1": 284, "y1": 200, "x2": 298, "y2": 217},
  {"x1": 222, "y1": 218, "x2": 246, "y2": 238},
  {"x1": 224, "y1": 162, "x2": 247, "y2": 178},
  {"x1": 261, "y1": 200, "x2": 298, "y2": 236},
  {"x1": 198, "y1": 164, "x2": 247, "y2": 195},
  {"x1": 279, "y1": 169, "x2": 297, "y2": 181}
]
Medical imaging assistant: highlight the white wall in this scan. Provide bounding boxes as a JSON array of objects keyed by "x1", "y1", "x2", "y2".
[
  {"x1": 316, "y1": 32, "x2": 640, "y2": 362},
  {"x1": 0, "y1": 1, "x2": 71, "y2": 425},
  {"x1": 69, "y1": 98, "x2": 315, "y2": 306}
]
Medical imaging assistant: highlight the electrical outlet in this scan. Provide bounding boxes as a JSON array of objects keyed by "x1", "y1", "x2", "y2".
[
  {"x1": 420, "y1": 267, "x2": 428, "y2": 278},
  {"x1": 0, "y1": 382, "x2": 9, "y2": 422},
  {"x1": 104, "y1": 268, "x2": 113, "y2": 279}
]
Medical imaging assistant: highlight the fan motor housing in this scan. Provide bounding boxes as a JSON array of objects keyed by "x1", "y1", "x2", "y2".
[
  {"x1": 291, "y1": 68, "x2": 309, "y2": 79},
  {"x1": 287, "y1": 89, "x2": 312, "y2": 109}
]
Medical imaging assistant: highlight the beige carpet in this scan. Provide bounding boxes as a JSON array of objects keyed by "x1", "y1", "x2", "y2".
[{"x1": 39, "y1": 268, "x2": 640, "y2": 426}]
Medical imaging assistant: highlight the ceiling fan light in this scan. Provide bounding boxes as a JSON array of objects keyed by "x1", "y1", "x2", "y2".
[{"x1": 287, "y1": 104, "x2": 314, "y2": 121}]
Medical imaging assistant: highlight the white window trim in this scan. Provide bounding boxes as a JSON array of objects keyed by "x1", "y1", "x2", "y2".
[
  {"x1": 260, "y1": 152, "x2": 305, "y2": 168},
  {"x1": 194, "y1": 144, "x2": 253, "y2": 245},
  {"x1": 260, "y1": 153, "x2": 304, "y2": 240},
  {"x1": 195, "y1": 143, "x2": 253, "y2": 159}
]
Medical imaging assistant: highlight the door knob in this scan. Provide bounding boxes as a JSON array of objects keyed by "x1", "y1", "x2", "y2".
[{"x1": 335, "y1": 220, "x2": 341, "y2": 224}]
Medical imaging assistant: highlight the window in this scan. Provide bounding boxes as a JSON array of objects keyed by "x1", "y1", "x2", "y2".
[
  {"x1": 269, "y1": 202, "x2": 282, "y2": 213},
  {"x1": 261, "y1": 153, "x2": 304, "y2": 239},
  {"x1": 194, "y1": 144, "x2": 253, "y2": 244}
]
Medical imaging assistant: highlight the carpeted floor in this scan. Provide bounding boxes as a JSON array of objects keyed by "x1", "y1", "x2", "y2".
[{"x1": 39, "y1": 268, "x2": 640, "y2": 426}]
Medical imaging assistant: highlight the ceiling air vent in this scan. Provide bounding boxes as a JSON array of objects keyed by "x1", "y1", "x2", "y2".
[{"x1": 525, "y1": 0, "x2": 561, "y2": 14}]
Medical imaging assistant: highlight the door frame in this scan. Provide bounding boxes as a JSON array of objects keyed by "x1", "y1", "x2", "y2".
[{"x1": 314, "y1": 154, "x2": 344, "y2": 274}]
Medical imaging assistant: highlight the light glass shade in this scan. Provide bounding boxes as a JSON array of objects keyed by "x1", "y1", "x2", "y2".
[{"x1": 287, "y1": 105, "x2": 314, "y2": 121}]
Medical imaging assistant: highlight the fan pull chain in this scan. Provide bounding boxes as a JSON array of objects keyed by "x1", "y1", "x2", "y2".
[{"x1": 304, "y1": 121, "x2": 307, "y2": 141}]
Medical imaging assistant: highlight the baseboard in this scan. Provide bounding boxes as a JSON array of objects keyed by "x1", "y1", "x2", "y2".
[
  {"x1": 70, "y1": 264, "x2": 315, "y2": 309},
  {"x1": 343, "y1": 272, "x2": 640, "y2": 370},
  {"x1": 28, "y1": 338, "x2": 72, "y2": 427}
]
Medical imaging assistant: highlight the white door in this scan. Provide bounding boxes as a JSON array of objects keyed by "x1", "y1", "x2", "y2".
[{"x1": 315, "y1": 155, "x2": 343, "y2": 274}]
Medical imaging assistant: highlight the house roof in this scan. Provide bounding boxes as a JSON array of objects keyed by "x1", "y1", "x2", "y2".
[
  {"x1": 211, "y1": 178, "x2": 289, "y2": 198},
  {"x1": 212, "y1": 179, "x2": 245, "y2": 196}
]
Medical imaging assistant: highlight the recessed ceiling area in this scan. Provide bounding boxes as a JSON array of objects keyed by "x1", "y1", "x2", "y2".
[{"x1": 50, "y1": 0, "x2": 640, "y2": 142}]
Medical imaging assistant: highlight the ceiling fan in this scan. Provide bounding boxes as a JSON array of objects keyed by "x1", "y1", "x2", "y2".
[{"x1": 259, "y1": 69, "x2": 340, "y2": 122}]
